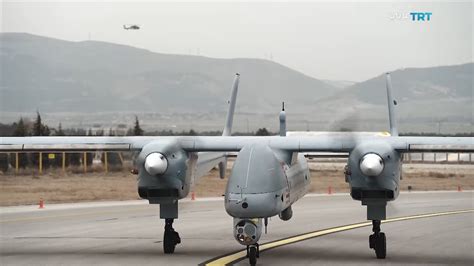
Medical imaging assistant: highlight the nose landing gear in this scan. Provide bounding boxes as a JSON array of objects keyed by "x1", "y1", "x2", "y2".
[
  {"x1": 163, "y1": 218, "x2": 181, "y2": 254},
  {"x1": 246, "y1": 243, "x2": 260, "y2": 266},
  {"x1": 369, "y1": 220, "x2": 386, "y2": 259}
]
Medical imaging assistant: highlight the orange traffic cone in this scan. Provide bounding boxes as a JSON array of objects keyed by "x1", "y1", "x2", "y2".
[{"x1": 39, "y1": 198, "x2": 44, "y2": 209}]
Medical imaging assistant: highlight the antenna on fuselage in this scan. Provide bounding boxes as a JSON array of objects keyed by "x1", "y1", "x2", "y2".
[
  {"x1": 279, "y1": 102, "x2": 286, "y2": 137},
  {"x1": 222, "y1": 73, "x2": 240, "y2": 137},
  {"x1": 385, "y1": 73, "x2": 399, "y2": 136}
]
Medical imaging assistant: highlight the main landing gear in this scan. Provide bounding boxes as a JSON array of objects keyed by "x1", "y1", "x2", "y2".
[
  {"x1": 369, "y1": 220, "x2": 386, "y2": 259},
  {"x1": 163, "y1": 218, "x2": 181, "y2": 254},
  {"x1": 246, "y1": 243, "x2": 260, "y2": 266}
]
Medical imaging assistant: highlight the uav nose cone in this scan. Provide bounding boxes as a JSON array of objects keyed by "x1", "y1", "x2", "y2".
[
  {"x1": 144, "y1": 153, "x2": 168, "y2": 175},
  {"x1": 360, "y1": 153, "x2": 384, "y2": 177}
]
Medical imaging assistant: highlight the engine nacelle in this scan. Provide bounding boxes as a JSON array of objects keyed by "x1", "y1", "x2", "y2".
[
  {"x1": 233, "y1": 218, "x2": 262, "y2": 246},
  {"x1": 347, "y1": 141, "x2": 401, "y2": 202},
  {"x1": 136, "y1": 140, "x2": 196, "y2": 203}
]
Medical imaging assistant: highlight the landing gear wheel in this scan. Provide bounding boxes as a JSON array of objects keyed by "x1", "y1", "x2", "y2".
[
  {"x1": 163, "y1": 219, "x2": 181, "y2": 254},
  {"x1": 375, "y1": 232, "x2": 386, "y2": 259},
  {"x1": 163, "y1": 230, "x2": 181, "y2": 253},
  {"x1": 248, "y1": 246, "x2": 257, "y2": 266},
  {"x1": 163, "y1": 230, "x2": 175, "y2": 254},
  {"x1": 369, "y1": 220, "x2": 386, "y2": 259}
]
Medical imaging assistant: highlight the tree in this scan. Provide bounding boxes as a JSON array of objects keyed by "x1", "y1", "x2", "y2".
[
  {"x1": 32, "y1": 111, "x2": 50, "y2": 136},
  {"x1": 133, "y1": 116, "x2": 144, "y2": 136},
  {"x1": 255, "y1": 128, "x2": 270, "y2": 136},
  {"x1": 55, "y1": 123, "x2": 65, "y2": 136},
  {"x1": 0, "y1": 122, "x2": 17, "y2": 137},
  {"x1": 13, "y1": 118, "x2": 28, "y2": 136},
  {"x1": 31, "y1": 112, "x2": 51, "y2": 168},
  {"x1": 12, "y1": 118, "x2": 29, "y2": 168}
]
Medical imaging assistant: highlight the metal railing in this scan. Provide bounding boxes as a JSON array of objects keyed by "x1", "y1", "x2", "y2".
[
  {"x1": 1, "y1": 151, "x2": 472, "y2": 175},
  {"x1": 0, "y1": 151, "x2": 129, "y2": 174}
]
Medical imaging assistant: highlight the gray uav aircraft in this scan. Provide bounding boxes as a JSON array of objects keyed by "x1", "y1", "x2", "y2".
[{"x1": 1, "y1": 74, "x2": 472, "y2": 265}]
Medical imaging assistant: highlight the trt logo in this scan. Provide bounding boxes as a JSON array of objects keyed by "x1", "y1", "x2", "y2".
[{"x1": 410, "y1": 12, "x2": 432, "y2": 21}]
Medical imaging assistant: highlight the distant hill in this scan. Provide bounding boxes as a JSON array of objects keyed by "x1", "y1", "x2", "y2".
[
  {"x1": 0, "y1": 33, "x2": 336, "y2": 114},
  {"x1": 341, "y1": 63, "x2": 472, "y2": 105},
  {"x1": 312, "y1": 63, "x2": 473, "y2": 131},
  {"x1": 321, "y1": 79, "x2": 356, "y2": 89},
  {"x1": 0, "y1": 33, "x2": 471, "y2": 133}
]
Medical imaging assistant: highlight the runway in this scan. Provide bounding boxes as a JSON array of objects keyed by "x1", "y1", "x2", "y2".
[{"x1": 1, "y1": 191, "x2": 473, "y2": 265}]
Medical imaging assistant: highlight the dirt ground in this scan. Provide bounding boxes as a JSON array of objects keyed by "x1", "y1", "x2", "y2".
[{"x1": 0, "y1": 162, "x2": 472, "y2": 206}]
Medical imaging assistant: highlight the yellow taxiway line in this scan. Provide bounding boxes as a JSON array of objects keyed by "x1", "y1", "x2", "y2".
[{"x1": 203, "y1": 209, "x2": 473, "y2": 266}]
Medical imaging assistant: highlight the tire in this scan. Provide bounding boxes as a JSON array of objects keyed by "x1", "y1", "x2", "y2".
[
  {"x1": 163, "y1": 231, "x2": 176, "y2": 254},
  {"x1": 249, "y1": 246, "x2": 257, "y2": 266},
  {"x1": 375, "y1": 232, "x2": 386, "y2": 259},
  {"x1": 369, "y1": 234, "x2": 376, "y2": 249}
]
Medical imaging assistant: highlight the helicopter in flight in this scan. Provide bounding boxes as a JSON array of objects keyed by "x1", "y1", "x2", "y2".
[{"x1": 123, "y1": 24, "x2": 140, "y2": 30}]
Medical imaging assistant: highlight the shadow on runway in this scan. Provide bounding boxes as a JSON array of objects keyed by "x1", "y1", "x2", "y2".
[
  {"x1": 1, "y1": 238, "x2": 234, "y2": 259},
  {"x1": 13, "y1": 236, "x2": 156, "y2": 240}
]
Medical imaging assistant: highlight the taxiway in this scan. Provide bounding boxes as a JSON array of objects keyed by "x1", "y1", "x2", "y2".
[{"x1": 1, "y1": 191, "x2": 472, "y2": 265}]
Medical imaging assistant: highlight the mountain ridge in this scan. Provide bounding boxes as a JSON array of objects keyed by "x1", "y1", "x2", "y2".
[
  {"x1": 0, "y1": 32, "x2": 337, "y2": 114},
  {"x1": 1, "y1": 33, "x2": 471, "y2": 133}
]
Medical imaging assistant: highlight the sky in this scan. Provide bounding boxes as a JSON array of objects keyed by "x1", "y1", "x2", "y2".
[{"x1": 1, "y1": 0, "x2": 472, "y2": 82}]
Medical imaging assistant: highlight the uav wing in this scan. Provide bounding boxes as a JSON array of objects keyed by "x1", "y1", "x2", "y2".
[{"x1": 0, "y1": 135, "x2": 472, "y2": 153}]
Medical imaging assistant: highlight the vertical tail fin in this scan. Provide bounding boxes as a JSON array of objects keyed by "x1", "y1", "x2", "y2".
[
  {"x1": 385, "y1": 73, "x2": 399, "y2": 136},
  {"x1": 279, "y1": 102, "x2": 286, "y2": 137},
  {"x1": 218, "y1": 73, "x2": 240, "y2": 179},
  {"x1": 222, "y1": 73, "x2": 240, "y2": 136}
]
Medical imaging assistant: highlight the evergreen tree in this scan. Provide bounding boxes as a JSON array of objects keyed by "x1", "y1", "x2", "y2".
[
  {"x1": 255, "y1": 128, "x2": 270, "y2": 136},
  {"x1": 133, "y1": 116, "x2": 144, "y2": 136},
  {"x1": 32, "y1": 111, "x2": 50, "y2": 136},
  {"x1": 13, "y1": 118, "x2": 28, "y2": 136},
  {"x1": 77, "y1": 128, "x2": 87, "y2": 136},
  {"x1": 12, "y1": 118, "x2": 29, "y2": 168},
  {"x1": 33, "y1": 112, "x2": 42, "y2": 136},
  {"x1": 31, "y1": 112, "x2": 51, "y2": 168},
  {"x1": 56, "y1": 123, "x2": 65, "y2": 136}
]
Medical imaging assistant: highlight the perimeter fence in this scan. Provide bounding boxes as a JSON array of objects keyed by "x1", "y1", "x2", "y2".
[{"x1": 0, "y1": 151, "x2": 472, "y2": 175}]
